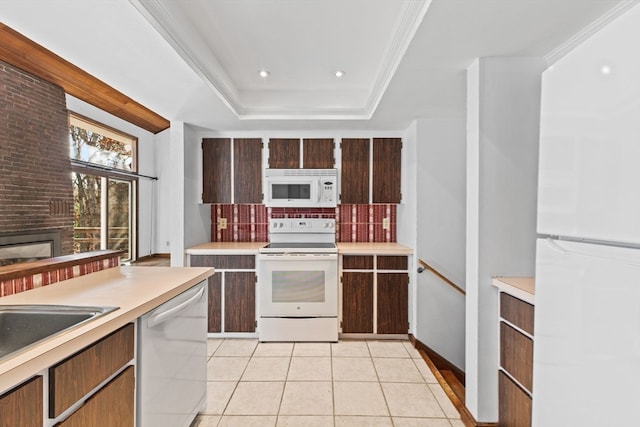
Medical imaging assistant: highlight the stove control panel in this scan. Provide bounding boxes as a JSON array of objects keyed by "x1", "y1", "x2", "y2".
[{"x1": 269, "y1": 218, "x2": 335, "y2": 233}]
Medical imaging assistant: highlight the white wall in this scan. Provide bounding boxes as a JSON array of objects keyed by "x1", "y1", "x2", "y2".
[
  {"x1": 166, "y1": 122, "x2": 211, "y2": 266},
  {"x1": 465, "y1": 57, "x2": 544, "y2": 422},
  {"x1": 398, "y1": 122, "x2": 418, "y2": 334},
  {"x1": 413, "y1": 117, "x2": 467, "y2": 370},
  {"x1": 65, "y1": 95, "x2": 157, "y2": 259},
  {"x1": 184, "y1": 124, "x2": 211, "y2": 250},
  {"x1": 153, "y1": 128, "x2": 172, "y2": 254}
]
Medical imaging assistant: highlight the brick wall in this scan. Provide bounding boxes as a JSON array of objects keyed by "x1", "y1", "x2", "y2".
[{"x1": 0, "y1": 60, "x2": 74, "y2": 253}]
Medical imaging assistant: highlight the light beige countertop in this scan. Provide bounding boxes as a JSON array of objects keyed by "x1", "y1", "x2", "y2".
[
  {"x1": 0, "y1": 265, "x2": 213, "y2": 393},
  {"x1": 186, "y1": 242, "x2": 267, "y2": 255},
  {"x1": 492, "y1": 276, "x2": 535, "y2": 305},
  {"x1": 337, "y1": 242, "x2": 413, "y2": 255}
]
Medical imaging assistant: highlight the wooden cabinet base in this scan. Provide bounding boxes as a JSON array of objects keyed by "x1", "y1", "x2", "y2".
[
  {"x1": 499, "y1": 371, "x2": 531, "y2": 427},
  {"x1": 55, "y1": 366, "x2": 134, "y2": 427},
  {"x1": 0, "y1": 376, "x2": 43, "y2": 427}
]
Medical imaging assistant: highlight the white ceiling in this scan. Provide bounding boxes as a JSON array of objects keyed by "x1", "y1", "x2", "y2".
[{"x1": 0, "y1": 0, "x2": 635, "y2": 132}]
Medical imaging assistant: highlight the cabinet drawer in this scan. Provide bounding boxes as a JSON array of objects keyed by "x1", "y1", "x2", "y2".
[
  {"x1": 342, "y1": 255, "x2": 373, "y2": 270},
  {"x1": 0, "y1": 375, "x2": 43, "y2": 427},
  {"x1": 499, "y1": 370, "x2": 531, "y2": 427},
  {"x1": 500, "y1": 322, "x2": 533, "y2": 392},
  {"x1": 49, "y1": 323, "x2": 134, "y2": 418},
  {"x1": 191, "y1": 255, "x2": 255, "y2": 269},
  {"x1": 376, "y1": 256, "x2": 408, "y2": 270},
  {"x1": 500, "y1": 292, "x2": 534, "y2": 335},
  {"x1": 55, "y1": 366, "x2": 134, "y2": 427}
]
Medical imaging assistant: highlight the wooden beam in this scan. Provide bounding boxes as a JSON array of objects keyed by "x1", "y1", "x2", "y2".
[{"x1": 0, "y1": 22, "x2": 170, "y2": 134}]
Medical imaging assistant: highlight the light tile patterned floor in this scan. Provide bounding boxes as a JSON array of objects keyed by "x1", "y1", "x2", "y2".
[{"x1": 192, "y1": 339, "x2": 464, "y2": 427}]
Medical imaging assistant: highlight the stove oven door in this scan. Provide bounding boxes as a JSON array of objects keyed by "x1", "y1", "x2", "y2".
[{"x1": 258, "y1": 253, "x2": 338, "y2": 317}]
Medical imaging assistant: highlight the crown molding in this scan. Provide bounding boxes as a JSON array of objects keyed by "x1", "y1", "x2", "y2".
[
  {"x1": 545, "y1": 0, "x2": 639, "y2": 66},
  {"x1": 130, "y1": 0, "x2": 430, "y2": 120}
]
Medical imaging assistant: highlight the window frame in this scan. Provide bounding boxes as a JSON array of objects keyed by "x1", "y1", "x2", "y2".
[{"x1": 68, "y1": 112, "x2": 139, "y2": 262}]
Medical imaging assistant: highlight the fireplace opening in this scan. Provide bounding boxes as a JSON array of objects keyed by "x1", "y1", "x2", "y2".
[{"x1": 0, "y1": 230, "x2": 62, "y2": 267}]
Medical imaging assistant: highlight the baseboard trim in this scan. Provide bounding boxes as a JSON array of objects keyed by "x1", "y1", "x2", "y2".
[
  {"x1": 136, "y1": 253, "x2": 170, "y2": 262},
  {"x1": 409, "y1": 336, "x2": 498, "y2": 427},
  {"x1": 409, "y1": 334, "x2": 465, "y2": 385}
]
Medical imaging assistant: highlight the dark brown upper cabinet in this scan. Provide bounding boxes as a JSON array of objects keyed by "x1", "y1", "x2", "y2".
[
  {"x1": 340, "y1": 138, "x2": 370, "y2": 204},
  {"x1": 303, "y1": 138, "x2": 335, "y2": 168},
  {"x1": 373, "y1": 138, "x2": 402, "y2": 203},
  {"x1": 202, "y1": 138, "x2": 231, "y2": 203},
  {"x1": 268, "y1": 138, "x2": 300, "y2": 169},
  {"x1": 268, "y1": 138, "x2": 335, "y2": 169},
  {"x1": 234, "y1": 138, "x2": 263, "y2": 203},
  {"x1": 340, "y1": 137, "x2": 402, "y2": 204},
  {"x1": 202, "y1": 138, "x2": 262, "y2": 204}
]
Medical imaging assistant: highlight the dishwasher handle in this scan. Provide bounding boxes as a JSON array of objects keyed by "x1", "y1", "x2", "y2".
[{"x1": 147, "y1": 285, "x2": 205, "y2": 328}]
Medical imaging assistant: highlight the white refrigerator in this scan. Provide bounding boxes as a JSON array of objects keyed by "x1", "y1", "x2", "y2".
[{"x1": 533, "y1": 4, "x2": 640, "y2": 427}]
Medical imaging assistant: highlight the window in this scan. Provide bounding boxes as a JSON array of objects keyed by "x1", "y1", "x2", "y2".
[{"x1": 69, "y1": 113, "x2": 137, "y2": 261}]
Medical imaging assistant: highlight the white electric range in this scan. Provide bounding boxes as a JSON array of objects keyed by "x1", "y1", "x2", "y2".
[{"x1": 257, "y1": 218, "x2": 338, "y2": 342}]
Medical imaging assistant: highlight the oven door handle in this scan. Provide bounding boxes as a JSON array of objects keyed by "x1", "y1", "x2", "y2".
[{"x1": 258, "y1": 253, "x2": 338, "y2": 261}]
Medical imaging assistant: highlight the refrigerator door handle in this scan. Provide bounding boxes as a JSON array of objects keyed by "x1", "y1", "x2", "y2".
[{"x1": 544, "y1": 238, "x2": 640, "y2": 267}]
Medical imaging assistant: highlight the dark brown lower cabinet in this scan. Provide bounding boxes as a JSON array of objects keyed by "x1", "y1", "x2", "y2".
[
  {"x1": 55, "y1": 366, "x2": 135, "y2": 427},
  {"x1": 207, "y1": 274, "x2": 222, "y2": 332},
  {"x1": 377, "y1": 272, "x2": 408, "y2": 334},
  {"x1": 225, "y1": 271, "x2": 256, "y2": 332},
  {"x1": 49, "y1": 323, "x2": 134, "y2": 418},
  {"x1": 190, "y1": 255, "x2": 256, "y2": 333},
  {"x1": 0, "y1": 375, "x2": 43, "y2": 427},
  {"x1": 341, "y1": 255, "x2": 409, "y2": 335},
  {"x1": 499, "y1": 371, "x2": 532, "y2": 427},
  {"x1": 498, "y1": 291, "x2": 534, "y2": 427},
  {"x1": 342, "y1": 271, "x2": 374, "y2": 333}
]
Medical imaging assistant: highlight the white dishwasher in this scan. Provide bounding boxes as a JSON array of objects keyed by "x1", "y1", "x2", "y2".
[{"x1": 137, "y1": 280, "x2": 208, "y2": 427}]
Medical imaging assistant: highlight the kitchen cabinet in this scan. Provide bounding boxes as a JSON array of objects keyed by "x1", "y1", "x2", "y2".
[
  {"x1": 49, "y1": 323, "x2": 134, "y2": 423},
  {"x1": 268, "y1": 138, "x2": 299, "y2": 168},
  {"x1": 268, "y1": 138, "x2": 334, "y2": 169},
  {"x1": 340, "y1": 138, "x2": 402, "y2": 204},
  {"x1": 202, "y1": 138, "x2": 262, "y2": 204},
  {"x1": 498, "y1": 292, "x2": 534, "y2": 427},
  {"x1": 0, "y1": 375, "x2": 43, "y2": 427},
  {"x1": 190, "y1": 254, "x2": 256, "y2": 333},
  {"x1": 341, "y1": 255, "x2": 408, "y2": 334},
  {"x1": 55, "y1": 366, "x2": 134, "y2": 427}
]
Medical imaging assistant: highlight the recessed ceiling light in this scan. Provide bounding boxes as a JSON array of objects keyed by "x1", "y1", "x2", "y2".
[
  {"x1": 600, "y1": 65, "x2": 612, "y2": 75},
  {"x1": 335, "y1": 70, "x2": 345, "y2": 78},
  {"x1": 258, "y1": 69, "x2": 270, "y2": 78}
]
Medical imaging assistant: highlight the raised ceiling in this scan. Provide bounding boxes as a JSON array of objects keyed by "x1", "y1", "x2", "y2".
[
  {"x1": 0, "y1": 0, "x2": 635, "y2": 131},
  {"x1": 131, "y1": 0, "x2": 431, "y2": 120}
]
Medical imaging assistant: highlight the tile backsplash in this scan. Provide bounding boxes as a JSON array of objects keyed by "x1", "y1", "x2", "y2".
[
  {"x1": 0, "y1": 255, "x2": 120, "y2": 298},
  {"x1": 210, "y1": 204, "x2": 397, "y2": 243}
]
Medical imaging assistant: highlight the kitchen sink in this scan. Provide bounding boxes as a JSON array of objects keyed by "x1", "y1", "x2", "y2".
[{"x1": 0, "y1": 305, "x2": 118, "y2": 362}]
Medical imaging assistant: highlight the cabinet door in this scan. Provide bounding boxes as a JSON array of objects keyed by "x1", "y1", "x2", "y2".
[
  {"x1": 268, "y1": 138, "x2": 300, "y2": 168},
  {"x1": 56, "y1": 366, "x2": 135, "y2": 427},
  {"x1": 225, "y1": 272, "x2": 256, "y2": 332},
  {"x1": 0, "y1": 376, "x2": 42, "y2": 427},
  {"x1": 376, "y1": 273, "x2": 408, "y2": 334},
  {"x1": 202, "y1": 138, "x2": 231, "y2": 203},
  {"x1": 234, "y1": 138, "x2": 263, "y2": 203},
  {"x1": 207, "y1": 274, "x2": 222, "y2": 333},
  {"x1": 49, "y1": 323, "x2": 134, "y2": 418},
  {"x1": 373, "y1": 138, "x2": 402, "y2": 203},
  {"x1": 499, "y1": 371, "x2": 532, "y2": 427},
  {"x1": 303, "y1": 138, "x2": 334, "y2": 168},
  {"x1": 341, "y1": 138, "x2": 370, "y2": 204},
  {"x1": 342, "y1": 272, "x2": 374, "y2": 333}
]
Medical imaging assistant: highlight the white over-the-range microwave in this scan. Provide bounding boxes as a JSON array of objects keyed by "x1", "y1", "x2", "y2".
[{"x1": 264, "y1": 168, "x2": 337, "y2": 208}]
